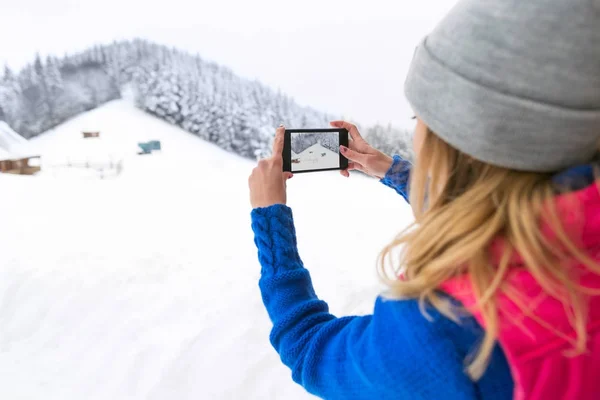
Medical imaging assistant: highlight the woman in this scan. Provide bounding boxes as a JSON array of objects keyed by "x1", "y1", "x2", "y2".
[{"x1": 248, "y1": 0, "x2": 600, "y2": 398}]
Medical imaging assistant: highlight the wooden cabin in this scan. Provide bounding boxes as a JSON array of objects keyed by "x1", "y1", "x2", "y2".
[
  {"x1": 0, "y1": 156, "x2": 41, "y2": 175},
  {"x1": 82, "y1": 131, "x2": 100, "y2": 139}
]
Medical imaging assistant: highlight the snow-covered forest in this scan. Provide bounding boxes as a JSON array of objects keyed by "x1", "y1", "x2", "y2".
[
  {"x1": 0, "y1": 39, "x2": 412, "y2": 161},
  {"x1": 0, "y1": 54, "x2": 119, "y2": 138},
  {"x1": 291, "y1": 132, "x2": 339, "y2": 155},
  {"x1": 365, "y1": 123, "x2": 414, "y2": 161}
]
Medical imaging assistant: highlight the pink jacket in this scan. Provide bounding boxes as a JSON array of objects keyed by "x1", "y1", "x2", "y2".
[{"x1": 442, "y1": 182, "x2": 600, "y2": 399}]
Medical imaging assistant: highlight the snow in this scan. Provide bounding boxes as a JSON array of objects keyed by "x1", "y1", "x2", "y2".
[
  {"x1": 0, "y1": 99, "x2": 413, "y2": 399},
  {"x1": 0, "y1": 121, "x2": 30, "y2": 158},
  {"x1": 292, "y1": 142, "x2": 340, "y2": 172}
]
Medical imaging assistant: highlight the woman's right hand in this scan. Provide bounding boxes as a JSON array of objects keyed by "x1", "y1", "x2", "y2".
[{"x1": 330, "y1": 121, "x2": 394, "y2": 179}]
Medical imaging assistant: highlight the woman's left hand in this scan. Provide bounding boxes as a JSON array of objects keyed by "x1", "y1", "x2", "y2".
[{"x1": 249, "y1": 126, "x2": 293, "y2": 208}]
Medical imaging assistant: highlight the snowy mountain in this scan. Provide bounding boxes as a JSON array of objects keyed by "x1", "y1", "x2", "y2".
[
  {"x1": 0, "y1": 39, "x2": 412, "y2": 163},
  {"x1": 0, "y1": 40, "x2": 331, "y2": 160},
  {"x1": 0, "y1": 99, "x2": 413, "y2": 399}
]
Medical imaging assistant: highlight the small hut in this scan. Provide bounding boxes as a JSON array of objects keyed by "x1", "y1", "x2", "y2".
[
  {"x1": 137, "y1": 140, "x2": 162, "y2": 155},
  {"x1": 82, "y1": 131, "x2": 100, "y2": 139},
  {"x1": 0, "y1": 156, "x2": 41, "y2": 175}
]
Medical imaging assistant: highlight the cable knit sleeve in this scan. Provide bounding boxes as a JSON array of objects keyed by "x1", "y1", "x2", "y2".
[
  {"x1": 250, "y1": 204, "x2": 514, "y2": 400},
  {"x1": 380, "y1": 155, "x2": 412, "y2": 203}
]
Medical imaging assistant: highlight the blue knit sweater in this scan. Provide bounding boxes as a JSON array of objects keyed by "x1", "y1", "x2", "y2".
[{"x1": 250, "y1": 156, "x2": 514, "y2": 399}]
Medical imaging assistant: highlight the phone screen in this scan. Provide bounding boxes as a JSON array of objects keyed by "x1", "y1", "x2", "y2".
[{"x1": 283, "y1": 129, "x2": 348, "y2": 173}]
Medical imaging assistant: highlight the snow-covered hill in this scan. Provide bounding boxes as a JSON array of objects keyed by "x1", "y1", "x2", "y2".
[
  {"x1": 0, "y1": 121, "x2": 30, "y2": 158},
  {"x1": 292, "y1": 142, "x2": 340, "y2": 172},
  {"x1": 0, "y1": 100, "x2": 413, "y2": 400}
]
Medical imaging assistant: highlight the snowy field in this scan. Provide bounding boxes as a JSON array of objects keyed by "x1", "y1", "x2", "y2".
[
  {"x1": 0, "y1": 100, "x2": 413, "y2": 400},
  {"x1": 291, "y1": 142, "x2": 340, "y2": 172}
]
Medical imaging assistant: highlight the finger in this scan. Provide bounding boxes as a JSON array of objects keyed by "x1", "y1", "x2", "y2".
[
  {"x1": 283, "y1": 172, "x2": 293, "y2": 180},
  {"x1": 340, "y1": 169, "x2": 350, "y2": 178},
  {"x1": 340, "y1": 145, "x2": 367, "y2": 164},
  {"x1": 348, "y1": 139, "x2": 361, "y2": 151},
  {"x1": 347, "y1": 162, "x2": 358, "y2": 171},
  {"x1": 272, "y1": 125, "x2": 286, "y2": 157},
  {"x1": 330, "y1": 120, "x2": 364, "y2": 142},
  {"x1": 248, "y1": 168, "x2": 257, "y2": 185}
]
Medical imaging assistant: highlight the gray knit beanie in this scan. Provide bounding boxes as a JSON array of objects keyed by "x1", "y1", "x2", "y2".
[{"x1": 404, "y1": 0, "x2": 600, "y2": 172}]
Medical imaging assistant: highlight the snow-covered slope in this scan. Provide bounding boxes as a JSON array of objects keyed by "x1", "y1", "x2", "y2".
[
  {"x1": 0, "y1": 100, "x2": 413, "y2": 400},
  {"x1": 0, "y1": 121, "x2": 30, "y2": 158},
  {"x1": 292, "y1": 142, "x2": 340, "y2": 172}
]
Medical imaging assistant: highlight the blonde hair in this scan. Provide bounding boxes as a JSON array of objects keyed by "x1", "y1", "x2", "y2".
[{"x1": 378, "y1": 128, "x2": 600, "y2": 379}]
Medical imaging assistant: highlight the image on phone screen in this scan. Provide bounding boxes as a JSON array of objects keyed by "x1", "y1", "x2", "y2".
[
  {"x1": 291, "y1": 132, "x2": 340, "y2": 172},
  {"x1": 283, "y1": 128, "x2": 348, "y2": 173}
]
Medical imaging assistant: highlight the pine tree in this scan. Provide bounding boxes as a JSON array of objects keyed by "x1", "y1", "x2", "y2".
[
  {"x1": 45, "y1": 57, "x2": 63, "y2": 89},
  {"x1": 44, "y1": 56, "x2": 64, "y2": 122},
  {"x1": 33, "y1": 54, "x2": 44, "y2": 78},
  {"x1": 16, "y1": 57, "x2": 50, "y2": 135},
  {"x1": 106, "y1": 48, "x2": 123, "y2": 86},
  {"x1": 3, "y1": 65, "x2": 13, "y2": 81},
  {"x1": 0, "y1": 66, "x2": 20, "y2": 126}
]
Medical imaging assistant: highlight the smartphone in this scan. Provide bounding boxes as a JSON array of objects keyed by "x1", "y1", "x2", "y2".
[{"x1": 282, "y1": 128, "x2": 349, "y2": 173}]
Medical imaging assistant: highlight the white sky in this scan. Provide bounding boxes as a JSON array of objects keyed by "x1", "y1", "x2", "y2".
[{"x1": 0, "y1": 0, "x2": 456, "y2": 128}]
